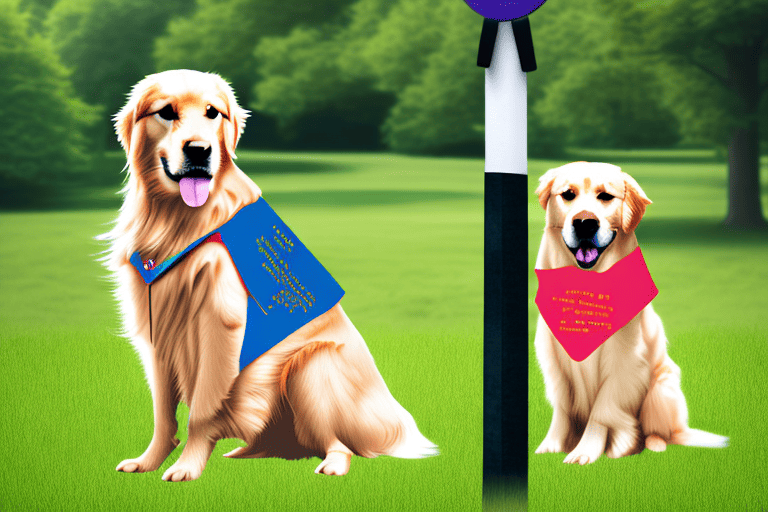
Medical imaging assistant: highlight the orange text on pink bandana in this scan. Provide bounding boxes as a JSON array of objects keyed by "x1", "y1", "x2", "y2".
[{"x1": 535, "y1": 247, "x2": 658, "y2": 362}]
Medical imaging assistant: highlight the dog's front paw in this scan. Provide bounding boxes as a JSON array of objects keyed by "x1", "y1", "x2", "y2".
[
  {"x1": 162, "y1": 460, "x2": 204, "y2": 482},
  {"x1": 563, "y1": 448, "x2": 600, "y2": 465},
  {"x1": 563, "y1": 422, "x2": 607, "y2": 465},
  {"x1": 535, "y1": 436, "x2": 565, "y2": 454},
  {"x1": 314, "y1": 451, "x2": 351, "y2": 476},
  {"x1": 116, "y1": 438, "x2": 180, "y2": 473},
  {"x1": 116, "y1": 456, "x2": 159, "y2": 473}
]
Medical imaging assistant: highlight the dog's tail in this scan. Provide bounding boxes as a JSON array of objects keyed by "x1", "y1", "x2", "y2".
[
  {"x1": 385, "y1": 406, "x2": 439, "y2": 459},
  {"x1": 671, "y1": 428, "x2": 729, "y2": 449}
]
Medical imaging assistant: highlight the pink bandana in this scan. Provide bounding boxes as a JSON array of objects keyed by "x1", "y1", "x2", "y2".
[{"x1": 535, "y1": 247, "x2": 657, "y2": 362}]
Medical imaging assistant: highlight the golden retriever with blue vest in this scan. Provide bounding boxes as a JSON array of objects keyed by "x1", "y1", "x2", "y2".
[{"x1": 99, "y1": 69, "x2": 436, "y2": 481}]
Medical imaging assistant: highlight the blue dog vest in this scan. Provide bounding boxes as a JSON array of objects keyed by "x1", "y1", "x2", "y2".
[{"x1": 130, "y1": 198, "x2": 345, "y2": 371}]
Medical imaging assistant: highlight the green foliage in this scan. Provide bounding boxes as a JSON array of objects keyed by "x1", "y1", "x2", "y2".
[
  {"x1": 347, "y1": 0, "x2": 442, "y2": 94},
  {"x1": 155, "y1": 0, "x2": 354, "y2": 108},
  {"x1": 20, "y1": 0, "x2": 767, "y2": 159},
  {"x1": 253, "y1": 25, "x2": 393, "y2": 148},
  {"x1": 252, "y1": 0, "x2": 487, "y2": 154},
  {"x1": 530, "y1": 0, "x2": 680, "y2": 149},
  {"x1": 0, "y1": 0, "x2": 97, "y2": 186},
  {"x1": 536, "y1": 59, "x2": 680, "y2": 148},
  {"x1": 610, "y1": 0, "x2": 768, "y2": 144},
  {"x1": 255, "y1": 27, "x2": 353, "y2": 124},
  {"x1": 381, "y1": 1, "x2": 483, "y2": 154},
  {"x1": 46, "y1": 0, "x2": 190, "y2": 147}
]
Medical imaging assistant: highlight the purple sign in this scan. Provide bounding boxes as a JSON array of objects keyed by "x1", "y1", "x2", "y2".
[{"x1": 464, "y1": 0, "x2": 546, "y2": 21}]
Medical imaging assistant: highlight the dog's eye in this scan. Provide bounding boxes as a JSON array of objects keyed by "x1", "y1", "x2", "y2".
[
  {"x1": 597, "y1": 192, "x2": 615, "y2": 201},
  {"x1": 206, "y1": 105, "x2": 220, "y2": 119},
  {"x1": 561, "y1": 189, "x2": 576, "y2": 201},
  {"x1": 157, "y1": 105, "x2": 178, "y2": 121}
]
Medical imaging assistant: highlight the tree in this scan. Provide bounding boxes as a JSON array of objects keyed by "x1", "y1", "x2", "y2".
[
  {"x1": 251, "y1": 0, "x2": 491, "y2": 154},
  {"x1": 45, "y1": 0, "x2": 191, "y2": 149},
  {"x1": 0, "y1": 0, "x2": 96, "y2": 188},
  {"x1": 613, "y1": 0, "x2": 768, "y2": 229},
  {"x1": 535, "y1": 59, "x2": 680, "y2": 148},
  {"x1": 253, "y1": 25, "x2": 393, "y2": 149},
  {"x1": 527, "y1": 0, "x2": 681, "y2": 151},
  {"x1": 380, "y1": 0, "x2": 484, "y2": 154},
  {"x1": 155, "y1": 0, "x2": 354, "y2": 109}
]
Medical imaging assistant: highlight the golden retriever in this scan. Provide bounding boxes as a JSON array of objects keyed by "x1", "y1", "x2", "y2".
[
  {"x1": 533, "y1": 161, "x2": 728, "y2": 464},
  {"x1": 99, "y1": 69, "x2": 437, "y2": 481}
]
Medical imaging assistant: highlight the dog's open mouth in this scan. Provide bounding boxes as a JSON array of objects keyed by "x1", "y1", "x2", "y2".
[
  {"x1": 566, "y1": 232, "x2": 616, "y2": 270},
  {"x1": 162, "y1": 157, "x2": 212, "y2": 208}
]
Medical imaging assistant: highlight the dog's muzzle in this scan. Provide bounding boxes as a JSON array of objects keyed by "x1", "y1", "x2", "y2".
[
  {"x1": 563, "y1": 212, "x2": 616, "y2": 269},
  {"x1": 162, "y1": 141, "x2": 213, "y2": 182},
  {"x1": 162, "y1": 141, "x2": 213, "y2": 207}
]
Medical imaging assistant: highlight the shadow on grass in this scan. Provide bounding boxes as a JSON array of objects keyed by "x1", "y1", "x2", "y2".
[
  {"x1": 0, "y1": 186, "x2": 482, "y2": 212},
  {"x1": 265, "y1": 189, "x2": 483, "y2": 207},
  {"x1": 0, "y1": 183, "x2": 123, "y2": 212},
  {"x1": 566, "y1": 148, "x2": 724, "y2": 165},
  {"x1": 237, "y1": 157, "x2": 354, "y2": 175},
  {"x1": 636, "y1": 218, "x2": 768, "y2": 246},
  {"x1": 629, "y1": 173, "x2": 726, "y2": 190}
]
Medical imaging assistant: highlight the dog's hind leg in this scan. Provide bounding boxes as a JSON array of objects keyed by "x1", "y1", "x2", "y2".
[
  {"x1": 314, "y1": 439, "x2": 353, "y2": 476},
  {"x1": 639, "y1": 356, "x2": 686, "y2": 452},
  {"x1": 117, "y1": 358, "x2": 180, "y2": 473},
  {"x1": 640, "y1": 354, "x2": 727, "y2": 450},
  {"x1": 279, "y1": 341, "x2": 354, "y2": 475},
  {"x1": 283, "y1": 339, "x2": 436, "y2": 475}
]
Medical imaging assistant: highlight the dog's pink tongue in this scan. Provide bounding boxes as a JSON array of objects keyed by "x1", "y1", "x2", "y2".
[
  {"x1": 179, "y1": 178, "x2": 211, "y2": 207},
  {"x1": 576, "y1": 247, "x2": 599, "y2": 264}
]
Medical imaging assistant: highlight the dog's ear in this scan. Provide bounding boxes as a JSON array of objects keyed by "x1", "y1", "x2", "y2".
[
  {"x1": 227, "y1": 103, "x2": 249, "y2": 156},
  {"x1": 216, "y1": 76, "x2": 250, "y2": 157},
  {"x1": 113, "y1": 80, "x2": 158, "y2": 155},
  {"x1": 621, "y1": 173, "x2": 652, "y2": 233},
  {"x1": 535, "y1": 167, "x2": 561, "y2": 210},
  {"x1": 114, "y1": 100, "x2": 135, "y2": 154}
]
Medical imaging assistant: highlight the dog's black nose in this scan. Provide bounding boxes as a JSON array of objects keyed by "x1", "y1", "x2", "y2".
[
  {"x1": 573, "y1": 218, "x2": 599, "y2": 240},
  {"x1": 183, "y1": 141, "x2": 211, "y2": 166}
]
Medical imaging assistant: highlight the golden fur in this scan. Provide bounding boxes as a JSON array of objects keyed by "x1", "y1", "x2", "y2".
[
  {"x1": 533, "y1": 161, "x2": 728, "y2": 465},
  {"x1": 100, "y1": 69, "x2": 436, "y2": 481}
]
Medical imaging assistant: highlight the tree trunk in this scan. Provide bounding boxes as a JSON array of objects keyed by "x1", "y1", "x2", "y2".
[
  {"x1": 725, "y1": 121, "x2": 765, "y2": 229},
  {"x1": 723, "y1": 42, "x2": 766, "y2": 229}
]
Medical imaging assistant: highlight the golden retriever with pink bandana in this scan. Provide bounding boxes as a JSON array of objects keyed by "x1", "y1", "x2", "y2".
[{"x1": 533, "y1": 162, "x2": 728, "y2": 464}]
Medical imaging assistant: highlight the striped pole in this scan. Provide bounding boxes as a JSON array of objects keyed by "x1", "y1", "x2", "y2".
[{"x1": 477, "y1": 15, "x2": 537, "y2": 481}]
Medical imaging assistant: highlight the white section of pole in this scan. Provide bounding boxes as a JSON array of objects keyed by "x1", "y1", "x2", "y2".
[{"x1": 485, "y1": 21, "x2": 527, "y2": 175}]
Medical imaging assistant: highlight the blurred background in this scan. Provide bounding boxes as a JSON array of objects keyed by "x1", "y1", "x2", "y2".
[{"x1": 1, "y1": 0, "x2": 766, "y2": 227}]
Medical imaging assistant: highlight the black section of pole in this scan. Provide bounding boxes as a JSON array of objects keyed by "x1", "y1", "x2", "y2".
[
  {"x1": 484, "y1": 171, "x2": 528, "y2": 480},
  {"x1": 477, "y1": 19, "x2": 499, "y2": 68},
  {"x1": 511, "y1": 16, "x2": 537, "y2": 72}
]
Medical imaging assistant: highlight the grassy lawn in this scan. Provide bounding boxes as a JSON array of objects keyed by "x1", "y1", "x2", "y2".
[
  {"x1": 0, "y1": 152, "x2": 484, "y2": 511},
  {"x1": 1, "y1": 149, "x2": 766, "y2": 511}
]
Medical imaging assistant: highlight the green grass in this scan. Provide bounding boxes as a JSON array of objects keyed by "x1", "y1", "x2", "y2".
[
  {"x1": 1, "y1": 149, "x2": 767, "y2": 510},
  {"x1": 0, "y1": 152, "x2": 484, "y2": 511}
]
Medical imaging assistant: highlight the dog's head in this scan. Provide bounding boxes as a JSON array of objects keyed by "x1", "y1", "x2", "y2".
[
  {"x1": 114, "y1": 69, "x2": 249, "y2": 208},
  {"x1": 535, "y1": 162, "x2": 651, "y2": 270}
]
